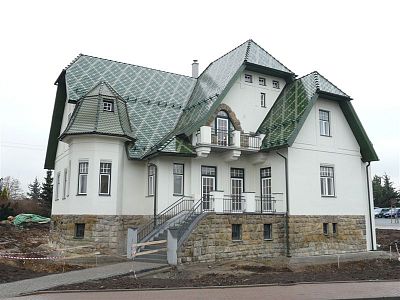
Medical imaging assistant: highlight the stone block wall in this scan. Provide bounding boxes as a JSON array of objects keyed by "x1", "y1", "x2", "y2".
[
  {"x1": 50, "y1": 215, "x2": 150, "y2": 255},
  {"x1": 178, "y1": 213, "x2": 286, "y2": 264},
  {"x1": 288, "y1": 215, "x2": 367, "y2": 256}
]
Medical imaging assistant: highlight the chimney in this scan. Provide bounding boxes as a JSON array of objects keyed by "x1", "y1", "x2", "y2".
[{"x1": 192, "y1": 60, "x2": 199, "y2": 78}]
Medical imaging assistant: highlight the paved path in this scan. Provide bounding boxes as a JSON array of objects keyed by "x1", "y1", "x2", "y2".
[
  {"x1": 375, "y1": 218, "x2": 400, "y2": 230},
  {"x1": 6, "y1": 281, "x2": 400, "y2": 300},
  {"x1": 0, "y1": 261, "x2": 166, "y2": 299}
]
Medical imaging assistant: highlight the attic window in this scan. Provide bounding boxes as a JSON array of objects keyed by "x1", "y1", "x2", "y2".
[
  {"x1": 272, "y1": 80, "x2": 280, "y2": 89},
  {"x1": 244, "y1": 74, "x2": 253, "y2": 83},
  {"x1": 103, "y1": 100, "x2": 114, "y2": 112}
]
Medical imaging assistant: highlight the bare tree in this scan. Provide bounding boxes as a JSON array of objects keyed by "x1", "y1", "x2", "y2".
[{"x1": 1, "y1": 176, "x2": 24, "y2": 200}]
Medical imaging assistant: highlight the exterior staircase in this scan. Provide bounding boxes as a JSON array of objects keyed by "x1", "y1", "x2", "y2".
[{"x1": 134, "y1": 197, "x2": 204, "y2": 264}]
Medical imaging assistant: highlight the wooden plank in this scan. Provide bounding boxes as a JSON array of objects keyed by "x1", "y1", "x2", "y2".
[
  {"x1": 132, "y1": 239, "x2": 167, "y2": 247},
  {"x1": 133, "y1": 248, "x2": 167, "y2": 257}
]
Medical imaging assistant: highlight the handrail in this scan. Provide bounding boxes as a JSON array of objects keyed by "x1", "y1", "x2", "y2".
[
  {"x1": 137, "y1": 195, "x2": 193, "y2": 242},
  {"x1": 177, "y1": 197, "x2": 204, "y2": 239}
]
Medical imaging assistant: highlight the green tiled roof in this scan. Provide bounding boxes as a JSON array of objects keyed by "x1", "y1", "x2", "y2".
[
  {"x1": 60, "y1": 82, "x2": 135, "y2": 141},
  {"x1": 257, "y1": 72, "x2": 378, "y2": 161},
  {"x1": 64, "y1": 54, "x2": 196, "y2": 158}
]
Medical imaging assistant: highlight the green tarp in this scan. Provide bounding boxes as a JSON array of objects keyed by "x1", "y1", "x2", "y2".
[{"x1": 12, "y1": 214, "x2": 50, "y2": 226}]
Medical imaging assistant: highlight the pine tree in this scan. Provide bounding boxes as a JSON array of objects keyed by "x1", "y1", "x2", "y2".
[
  {"x1": 40, "y1": 170, "x2": 53, "y2": 207},
  {"x1": 373, "y1": 174, "x2": 399, "y2": 207},
  {"x1": 27, "y1": 177, "x2": 41, "y2": 201}
]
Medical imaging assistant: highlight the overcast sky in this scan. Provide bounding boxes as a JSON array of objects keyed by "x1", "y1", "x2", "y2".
[{"x1": 0, "y1": 0, "x2": 399, "y2": 192}]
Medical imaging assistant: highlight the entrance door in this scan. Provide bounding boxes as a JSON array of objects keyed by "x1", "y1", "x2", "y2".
[
  {"x1": 201, "y1": 166, "x2": 216, "y2": 210},
  {"x1": 216, "y1": 118, "x2": 229, "y2": 146},
  {"x1": 261, "y1": 168, "x2": 272, "y2": 212},
  {"x1": 231, "y1": 168, "x2": 244, "y2": 212}
]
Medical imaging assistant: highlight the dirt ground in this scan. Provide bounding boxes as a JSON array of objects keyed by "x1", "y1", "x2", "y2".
[
  {"x1": 1, "y1": 223, "x2": 400, "y2": 287},
  {"x1": 0, "y1": 223, "x2": 83, "y2": 284}
]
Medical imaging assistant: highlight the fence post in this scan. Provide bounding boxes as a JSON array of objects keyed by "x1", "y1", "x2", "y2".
[
  {"x1": 167, "y1": 228, "x2": 178, "y2": 265},
  {"x1": 127, "y1": 227, "x2": 138, "y2": 259},
  {"x1": 243, "y1": 192, "x2": 255, "y2": 212},
  {"x1": 210, "y1": 190, "x2": 224, "y2": 213}
]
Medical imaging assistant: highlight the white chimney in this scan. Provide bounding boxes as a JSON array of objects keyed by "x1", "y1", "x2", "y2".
[{"x1": 192, "y1": 60, "x2": 199, "y2": 78}]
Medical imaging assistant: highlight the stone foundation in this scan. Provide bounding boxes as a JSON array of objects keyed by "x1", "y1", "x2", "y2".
[
  {"x1": 289, "y1": 215, "x2": 367, "y2": 256},
  {"x1": 178, "y1": 213, "x2": 286, "y2": 264},
  {"x1": 178, "y1": 214, "x2": 367, "y2": 263},
  {"x1": 50, "y1": 215, "x2": 150, "y2": 255}
]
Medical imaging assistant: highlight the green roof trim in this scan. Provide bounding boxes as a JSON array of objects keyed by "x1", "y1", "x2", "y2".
[
  {"x1": 258, "y1": 72, "x2": 378, "y2": 162},
  {"x1": 44, "y1": 72, "x2": 67, "y2": 169}
]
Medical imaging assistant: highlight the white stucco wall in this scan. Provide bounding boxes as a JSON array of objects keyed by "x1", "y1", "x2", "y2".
[
  {"x1": 221, "y1": 70, "x2": 286, "y2": 133},
  {"x1": 288, "y1": 97, "x2": 375, "y2": 249}
]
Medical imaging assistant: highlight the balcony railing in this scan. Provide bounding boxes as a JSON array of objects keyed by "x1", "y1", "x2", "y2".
[
  {"x1": 195, "y1": 126, "x2": 261, "y2": 151},
  {"x1": 255, "y1": 195, "x2": 276, "y2": 213},
  {"x1": 240, "y1": 133, "x2": 261, "y2": 150},
  {"x1": 223, "y1": 195, "x2": 245, "y2": 213}
]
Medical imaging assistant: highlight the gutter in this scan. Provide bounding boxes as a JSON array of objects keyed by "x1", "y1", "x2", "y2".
[
  {"x1": 366, "y1": 162, "x2": 375, "y2": 250},
  {"x1": 276, "y1": 151, "x2": 290, "y2": 257}
]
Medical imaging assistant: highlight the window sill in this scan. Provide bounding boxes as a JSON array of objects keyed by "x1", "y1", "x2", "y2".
[
  {"x1": 320, "y1": 135, "x2": 332, "y2": 138},
  {"x1": 146, "y1": 195, "x2": 154, "y2": 198},
  {"x1": 99, "y1": 194, "x2": 111, "y2": 197},
  {"x1": 321, "y1": 195, "x2": 336, "y2": 198},
  {"x1": 232, "y1": 239, "x2": 243, "y2": 242},
  {"x1": 76, "y1": 194, "x2": 87, "y2": 196},
  {"x1": 173, "y1": 194, "x2": 184, "y2": 197},
  {"x1": 264, "y1": 239, "x2": 273, "y2": 241},
  {"x1": 73, "y1": 237, "x2": 84, "y2": 240}
]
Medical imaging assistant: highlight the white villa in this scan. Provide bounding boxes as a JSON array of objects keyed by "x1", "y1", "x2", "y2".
[{"x1": 45, "y1": 40, "x2": 378, "y2": 263}]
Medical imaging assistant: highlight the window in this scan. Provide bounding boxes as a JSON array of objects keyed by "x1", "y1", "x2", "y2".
[
  {"x1": 148, "y1": 165, "x2": 156, "y2": 196},
  {"x1": 244, "y1": 74, "x2": 252, "y2": 83},
  {"x1": 74, "y1": 223, "x2": 85, "y2": 238},
  {"x1": 272, "y1": 80, "x2": 280, "y2": 89},
  {"x1": 259, "y1": 77, "x2": 266, "y2": 86},
  {"x1": 78, "y1": 162, "x2": 88, "y2": 195},
  {"x1": 264, "y1": 224, "x2": 272, "y2": 240},
  {"x1": 56, "y1": 172, "x2": 61, "y2": 200},
  {"x1": 63, "y1": 169, "x2": 67, "y2": 199},
  {"x1": 319, "y1": 110, "x2": 331, "y2": 136},
  {"x1": 323, "y1": 223, "x2": 329, "y2": 235},
  {"x1": 103, "y1": 100, "x2": 114, "y2": 112},
  {"x1": 320, "y1": 166, "x2": 335, "y2": 196},
  {"x1": 99, "y1": 162, "x2": 111, "y2": 195},
  {"x1": 260, "y1": 92, "x2": 266, "y2": 107},
  {"x1": 173, "y1": 163, "x2": 184, "y2": 195},
  {"x1": 332, "y1": 223, "x2": 338, "y2": 235},
  {"x1": 232, "y1": 224, "x2": 242, "y2": 241}
]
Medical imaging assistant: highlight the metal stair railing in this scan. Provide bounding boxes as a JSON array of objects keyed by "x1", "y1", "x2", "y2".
[
  {"x1": 137, "y1": 195, "x2": 194, "y2": 242},
  {"x1": 177, "y1": 197, "x2": 205, "y2": 240}
]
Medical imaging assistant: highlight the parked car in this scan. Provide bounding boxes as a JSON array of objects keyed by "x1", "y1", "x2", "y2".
[
  {"x1": 377, "y1": 208, "x2": 390, "y2": 218},
  {"x1": 374, "y1": 208, "x2": 383, "y2": 217},
  {"x1": 384, "y1": 208, "x2": 400, "y2": 218}
]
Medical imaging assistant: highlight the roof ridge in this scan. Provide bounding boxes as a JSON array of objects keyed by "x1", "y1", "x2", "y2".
[
  {"x1": 248, "y1": 40, "x2": 294, "y2": 74},
  {"x1": 244, "y1": 39, "x2": 252, "y2": 61},
  {"x1": 313, "y1": 71, "x2": 350, "y2": 98},
  {"x1": 65, "y1": 54, "x2": 196, "y2": 79}
]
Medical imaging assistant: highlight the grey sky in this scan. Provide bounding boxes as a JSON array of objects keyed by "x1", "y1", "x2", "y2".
[{"x1": 0, "y1": 0, "x2": 399, "y2": 191}]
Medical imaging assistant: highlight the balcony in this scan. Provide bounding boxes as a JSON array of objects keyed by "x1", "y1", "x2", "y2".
[{"x1": 194, "y1": 126, "x2": 262, "y2": 158}]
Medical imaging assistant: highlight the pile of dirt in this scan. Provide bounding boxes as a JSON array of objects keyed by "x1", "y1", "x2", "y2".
[
  {"x1": 49, "y1": 258, "x2": 400, "y2": 291},
  {"x1": 376, "y1": 229, "x2": 400, "y2": 251}
]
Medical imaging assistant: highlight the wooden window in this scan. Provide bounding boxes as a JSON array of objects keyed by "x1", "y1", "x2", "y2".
[
  {"x1": 103, "y1": 100, "x2": 114, "y2": 112},
  {"x1": 148, "y1": 165, "x2": 156, "y2": 196},
  {"x1": 244, "y1": 74, "x2": 253, "y2": 83},
  {"x1": 332, "y1": 223, "x2": 338, "y2": 235},
  {"x1": 272, "y1": 80, "x2": 280, "y2": 89},
  {"x1": 173, "y1": 163, "x2": 184, "y2": 195},
  {"x1": 259, "y1": 77, "x2": 266, "y2": 86},
  {"x1": 261, "y1": 92, "x2": 266, "y2": 107},
  {"x1": 99, "y1": 162, "x2": 111, "y2": 195},
  {"x1": 320, "y1": 166, "x2": 335, "y2": 196},
  {"x1": 323, "y1": 223, "x2": 329, "y2": 235},
  {"x1": 232, "y1": 224, "x2": 242, "y2": 241},
  {"x1": 319, "y1": 110, "x2": 331, "y2": 136},
  {"x1": 78, "y1": 162, "x2": 88, "y2": 195}
]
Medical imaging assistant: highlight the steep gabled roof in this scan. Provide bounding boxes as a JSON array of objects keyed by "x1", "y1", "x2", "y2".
[
  {"x1": 145, "y1": 40, "x2": 295, "y2": 156},
  {"x1": 60, "y1": 82, "x2": 135, "y2": 141},
  {"x1": 257, "y1": 72, "x2": 378, "y2": 162}
]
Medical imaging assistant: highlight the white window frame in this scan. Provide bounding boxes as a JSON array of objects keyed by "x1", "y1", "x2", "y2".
[
  {"x1": 259, "y1": 77, "x2": 266, "y2": 86},
  {"x1": 319, "y1": 109, "x2": 331, "y2": 136},
  {"x1": 272, "y1": 80, "x2": 280, "y2": 89},
  {"x1": 62, "y1": 169, "x2": 67, "y2": 199},
  {"x1": 56, "y1": 172, "x2": 61, "y2": 200},
  {"x1": 99, "y1": 162, "x2": 112, "y2": 195},
  {"x1": 260, "y1": 92, "x2": 266, "y2": 108},
  {"x1": 78, "y1": 161, "x2": 89, "y2": 195},
  {"x1": 148, "y1": 165, "x2": 155, "y2": 196},
  {"x1": 244, "y1": 74, "x2": 253, "y2": 83},
  {"x1": 103, "y1": 100, "x2": 114, "y2": 112},
  {"x1": 67, "y1": 160, "x2": 71, "y2": 197},
  {"x1": 320, "y1": 165, "x2": 335, "y2": 197},
  {"x1": 173, "y1": 163, "x2": 184, "y2": 196}
]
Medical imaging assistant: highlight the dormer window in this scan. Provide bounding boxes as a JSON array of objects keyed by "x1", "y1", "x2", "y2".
[
  {"x1": 103, "y1": 100, "x2": 114, "y2": 112},
  {"x1": 272, "y1": 80, "x2": 280, "y2": 89},
  {"x1": 244, "y1": 74, "x2": 253, "y2": 83}
]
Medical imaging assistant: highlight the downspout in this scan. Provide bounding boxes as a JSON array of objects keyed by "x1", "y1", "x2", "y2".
[
  {"x1": 149, "y1": 163, "x2": 158, "y2": 227},
  {"x1": 366, "y1": 162, "x2": 374, "y2": 250},
  {"x1": 276, "y1": 152, "x2": 290, "y2": 257}
]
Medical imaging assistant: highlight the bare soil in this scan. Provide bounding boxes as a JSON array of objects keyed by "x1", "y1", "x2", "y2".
[
  {"x1": 50, "y1": 259, "x2": 400, "y2": 291},
  {"x1": 0, "y1": 223, "x2": 83, "y2": 284},
  {"x1": 1, "y1": 223, "x2": 400, "y2": 288}
]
